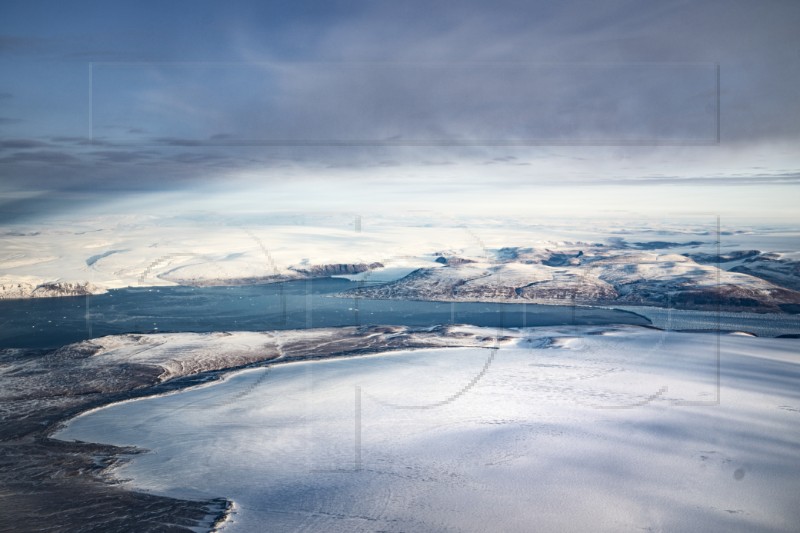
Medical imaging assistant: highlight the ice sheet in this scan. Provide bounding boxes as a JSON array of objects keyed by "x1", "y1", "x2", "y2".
[{"x1": 56, "y1": 327, "x2": 800, "y2": 532}]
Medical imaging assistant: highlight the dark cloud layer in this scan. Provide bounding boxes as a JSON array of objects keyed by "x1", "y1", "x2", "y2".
[
  {"x1": 92, "y1": 63, "x2": 716, "y2": 145},
  {"x1": 0, "y1": 150, "x2": 80, "y2": 164},
  {"x1": 0, "y1": 139, "x2": 50, "y2": 149},
  {"x1": 0, "y1": 0, "x2": 798, "y2": 221}
]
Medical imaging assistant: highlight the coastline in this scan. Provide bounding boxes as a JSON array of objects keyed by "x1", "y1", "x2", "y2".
[
  {"x1": 1, "y1": 325, "x2": 514, "y2": 532},
  {"x1": 49, "y1": 325, "x2": 800, "y2": 533},
  {"x1": 3, "y1": 275, "x2": 798, "y2": 318}
]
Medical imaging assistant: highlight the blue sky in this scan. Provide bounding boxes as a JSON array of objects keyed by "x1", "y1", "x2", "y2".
[{"x1": 1, "y1": 0, "x2": 798, "y2": 222}]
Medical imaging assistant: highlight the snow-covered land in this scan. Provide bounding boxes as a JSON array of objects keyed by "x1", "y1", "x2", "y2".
[
  {"x1": 2, "y1": 214, "x2": 799, "y2": 313},
  {"x1": 56, "y1": 326, "x2": 800, "y2": 533},
  {"x1": 348, "y1": 250, "x2": 800, "y2": 312},
  {"x1": 0, "y1": 325, "x2": 505, "y2": 532}
]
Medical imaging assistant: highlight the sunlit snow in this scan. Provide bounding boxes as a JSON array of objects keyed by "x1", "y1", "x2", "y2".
[{"x1": 57, "y1": 327, "x2": 800, "y2": 532}]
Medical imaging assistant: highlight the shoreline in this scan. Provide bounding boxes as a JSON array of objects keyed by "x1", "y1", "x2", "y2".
[
  {"x1": 2, "y1": 277, "x2": 799, "y2": 318},
  {"x1": 5, "y1": 322, "x2": 797, "y2": 531},
  {"x1": 1, "y1": 324, "x2": 522, "y2": 532},
  {"x1": 48, "y1": 326, "x2": 800, "y2": 533}
]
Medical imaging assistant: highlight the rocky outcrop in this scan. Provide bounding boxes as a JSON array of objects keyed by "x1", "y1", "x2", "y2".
[
  {"x1": 343, "y1": 249, "x2": 800, "y2": 313},
  {"x1": 541, "y1": 250, "x2": 583, "y2": 267},
  {"x1": 31, "y1": 281, "x2": 104, "y2": 297},
  {"x1": 686, "y1": 250, "x2": 761, "y2": 263},
  {"x1": 516, "y1": 277, "x2": 617, "y2": 302},
  {"x1": 433, "y1": 256, "x2": 476, "y2": 266},
  {"x1": 290, "y1": 262, "x2": 383, "y2": 277},
  {"x1": 0, "y1": 280, "x2": 106, "y2": 299},
  {"x1": 686, "y1": 250, "x2": 800, "y2": 293},
  {"x1": 730, "y1": 256, "x2": 800, "y2": 292}
]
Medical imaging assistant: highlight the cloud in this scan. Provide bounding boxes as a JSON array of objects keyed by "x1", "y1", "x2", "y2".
[
  {"x1": 50, "y1": 136, "x2": 115, "y2": 147},
  {"x1": 0, "y1": 150, "x2": 80, "y2": 164},
  {"x1": 260, "y1": 0, "x2": 799, "y2": 145},
  {"x1": 165, "y1": 152, "x2": 228, "y2": 164},
  {"x1": 0, "y1": 139, "x2": 50, "y2": 149},
  {"x1": 152, "y1": 137, "x2": 208, "y2": 147},
  {"x1": 89, "y1": 150, "x2": 158, "y2": 163},
  {"x1": 1, "y1": 1, "x2": 798, "y2": 223},
  {"x1": 618, "y1": 173, "x2": 800, "y2": 186},
  {"x1": 98, "y1": 1, "x2": 797, "y2": 149},
  {"x1": 96, "y1": 62, "x2": 717, "y2": 147}
]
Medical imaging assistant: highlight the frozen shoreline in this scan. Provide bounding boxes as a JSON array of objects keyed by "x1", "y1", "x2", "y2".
[
  {"x1": 53, "y1": 326, "x2": 800, "y2": 532},
  {"x1": 0, "y1": 325, "x2": 512, "y2": 532}
]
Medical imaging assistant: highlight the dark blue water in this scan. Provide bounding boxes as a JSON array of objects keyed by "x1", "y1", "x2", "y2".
[{"x1": 0, "y1": 279, "x2": 650, "y2": 349}]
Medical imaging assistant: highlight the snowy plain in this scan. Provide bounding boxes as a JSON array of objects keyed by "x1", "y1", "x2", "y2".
[
  {"x1": 3, "y1": 213, "x2": 798, "y2": 300},
  {"x1": 56, "y1": 326, "x2": 800, "y2": 533}
]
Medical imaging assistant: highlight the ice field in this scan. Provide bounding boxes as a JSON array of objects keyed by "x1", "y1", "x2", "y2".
[{"x1": 57, "y1": 326, "x2": 800, "y2": 532}]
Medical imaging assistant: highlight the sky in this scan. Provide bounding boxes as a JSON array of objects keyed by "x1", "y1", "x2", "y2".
[{"x1": 0, "y1": 0, "x2": 799, "y2": 223}]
